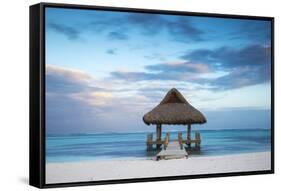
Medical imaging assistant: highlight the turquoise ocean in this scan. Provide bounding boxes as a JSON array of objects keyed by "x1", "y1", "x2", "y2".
[{"x1": 46, "y1": 129, "x2": 271, "y2": 163}]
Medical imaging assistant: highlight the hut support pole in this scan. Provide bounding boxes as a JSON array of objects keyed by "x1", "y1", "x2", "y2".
[
  {"x1": 156, "y1": 124, "x2": 162, "y2": 150},
  {"x1": 187, "y1": 124, "x2": 191, "y2": 148}
]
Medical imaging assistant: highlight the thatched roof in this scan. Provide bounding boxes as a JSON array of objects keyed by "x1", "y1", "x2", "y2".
[{"x1": 143, "y1": 88, "x2": 207, "y2": 125}]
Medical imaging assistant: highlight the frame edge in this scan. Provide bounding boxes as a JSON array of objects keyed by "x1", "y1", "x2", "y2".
[{"x1": 29, "y1": 3, "x2": 44, "y2": 188}]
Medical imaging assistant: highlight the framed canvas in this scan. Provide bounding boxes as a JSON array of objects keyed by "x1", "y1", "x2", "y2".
[{"x1": 29, "y1": 2, "x2": 274, "y2": 188}]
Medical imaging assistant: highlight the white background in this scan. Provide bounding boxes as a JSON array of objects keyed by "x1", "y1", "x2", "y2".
[{"x1": 0, "y1": 0, "x2": 279, "y2": 190}]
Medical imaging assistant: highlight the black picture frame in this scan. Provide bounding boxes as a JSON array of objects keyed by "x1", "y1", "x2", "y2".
[{"x1": 30, "y1": 2, "x2": 275, "y2": 188}]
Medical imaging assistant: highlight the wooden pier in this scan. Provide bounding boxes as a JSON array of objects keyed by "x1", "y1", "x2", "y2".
[
  {"x1": 147, "y1": 132, "x2": 201, "y2": 150},
  {"x1": 147, "y1": 132, "x2": 201, "y2": 160},
  {"x1": 156, "y1": 141, "x2": 188, "y2": 160}
]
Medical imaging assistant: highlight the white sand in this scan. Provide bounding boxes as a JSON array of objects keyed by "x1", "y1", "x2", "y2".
[{"x1": 46, "y1": 152, "x2": 271, "y2": 184}]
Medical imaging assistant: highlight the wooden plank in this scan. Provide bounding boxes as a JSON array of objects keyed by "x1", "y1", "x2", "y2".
[{"x1": 156, "y1": 141, "x2": 188, "y2": 160}]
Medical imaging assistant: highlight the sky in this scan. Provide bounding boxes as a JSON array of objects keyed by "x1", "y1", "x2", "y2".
[{"x1": 45, "y1": 7, "x2": 272, "y2": 134}]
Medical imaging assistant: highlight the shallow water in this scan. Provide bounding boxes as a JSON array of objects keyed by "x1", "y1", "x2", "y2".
[{"x1": 46, "y1": 129, "x2": 271, "y2": 163}]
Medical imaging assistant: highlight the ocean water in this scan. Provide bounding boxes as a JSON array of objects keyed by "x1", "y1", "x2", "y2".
[{"x1": 46, "y1": 129, "x2": 271, "y2": 163}]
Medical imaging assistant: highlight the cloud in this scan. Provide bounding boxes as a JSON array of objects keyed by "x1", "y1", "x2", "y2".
[
  {"x1": 126, "y1": 13, "x2": 204, "y2": 42},
  {"x1": 54, "y1": 12, "x2": 204, "y2": 43},
  {"x1": 145, "y1": 61, "x2": 211, "y2": 73},
  {"x1": 46, "y1": 65, "x2": 92, "y2": 83},
  {"x1": 46, "y1": 93, "x2": 101, "y2": 134},
  {"x1": 144, "y1": 53, "x2": 166, "y2": 61},
  {"x1": 71, "y1": 91, "x2": 113, "y2": 107},
  {"x1": 182, "y1": 44, "x2": 271, "y2": 90},
  {"x1": 166, "y1": 17, "x2": 204, "y2": 41},
  {"x1": 229, "y1": 20, "x2": 271, "y2": 42},
  {"x1": 46, "y1": 64, "x2": 157, "y2": 134},
  {"x1": 210, "y1": 65, "x2": 270, "y2": 90},
  {"x1": 183, "y1": 44, "x2": 271, "y2": 70},
  {"x1": 46, "y1": 65, "x2": 116, "y2": 134},
  {"x1": 45, "y1": 63, "x2": 270, "y2": 134},
  {"x1": 111, "y1": 71, "x2": 155, "y2": 81},
  {"x1": 107, "y1": 31, "x2": 129, "y2": 40},
  {"x1": 88, "y1": 17, "x2": 130, "y2": 41},
  {"x1": 110, "y1": 70, "x2": 206, "y2": 83},
  {"x1": 46, "y1": 65, "x2": 93, "y2": 93},
  {"x1": 111, "y1": 44, "x2": 271, "y2": 90},
  {"x1": 106, "y1": 49, "x2": 117, "y2": 55},
  {"x1": 126, "y1": 14, "x2": 166, "y2": 35},
  {"x1": 111, "y1": 60, "x2": 212, "y2": 82},
  {"x1": 46, "y1": 65, "x2": 110, "y2": 134},
  {"x1": 48, "y1": 22, "x2": 80, "y2": 40}
]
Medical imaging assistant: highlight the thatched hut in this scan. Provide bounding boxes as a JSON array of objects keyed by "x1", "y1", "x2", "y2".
[{"x1": 143, "y1": 88, "x2": 206, "y2": 149}]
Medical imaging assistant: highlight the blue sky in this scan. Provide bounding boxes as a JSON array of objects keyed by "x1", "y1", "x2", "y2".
[{"x1": 45, "y1": 7, "x2": 272, "y2": 134}]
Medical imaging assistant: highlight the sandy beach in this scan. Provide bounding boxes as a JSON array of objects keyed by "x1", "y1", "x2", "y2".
[{"x1": 46, "y1": 151, "x2": 271, "y2": 184}]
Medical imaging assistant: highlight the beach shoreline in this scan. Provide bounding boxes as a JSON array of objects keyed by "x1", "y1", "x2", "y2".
[{"x1": 46, "y1": 151, "x2": 271, "y2": 184}]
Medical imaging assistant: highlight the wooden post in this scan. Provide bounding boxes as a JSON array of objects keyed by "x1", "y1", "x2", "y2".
[
  {"x1": 164, "y1": 133, "x2": 170, "y2": 150},
  {"x1": 146, "y1": 133, "x2": 153, "y2": 151},
  {"x1": 194, "y1": 132, "x2": 201, "y2": 150},
  {"x1": 178, "y1": 132, "x2": 183, "y2": 149},
  {"x1": 156, "y1": 124, "x2": 162, "y2": 150},
  {"x1": 195, "y1": 133, "x2": 198, "y2": 148},
  {"x1": 187, "y1": 124, "x2": 191, "y2": 148},
  {"x1": 197, "y1": 132, "x2": 201, "y2": 150}
]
